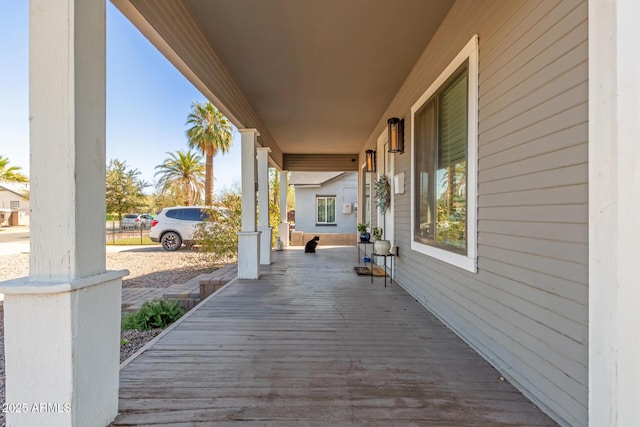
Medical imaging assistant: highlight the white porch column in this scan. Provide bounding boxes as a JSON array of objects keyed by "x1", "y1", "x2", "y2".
[
  {"x1": 278, "y1": 169, "x2": 290, "y2": 247},
  {"x1": 238, "y1": 129, "x2": 260, "y2": 279},
  {"x1": 589, "y1": 1, "x2": 640, "y2": 426},
  {"x1": 0, "y1": 1, "x2": 126, "y2": 426},
  {"x1": 257, "y1": 147, "x2": 272, "y2": 264}
]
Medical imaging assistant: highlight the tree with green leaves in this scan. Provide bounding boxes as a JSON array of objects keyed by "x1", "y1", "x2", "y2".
[
  {"x1": 148, "y1": 188, "x2": 183, "y2": 213},
  {"x1": 186, "y1": 101, "x2": 233, "y2": 205},
  {"x1": 268, "y1": 168, "x2": 281, "y2": 244},
  {"x1": 0, "y1": 156, "x2": 28, "y2": 183},
  {"x1": 154, "y1": 150, "x2": 205, "y2": 206},
  {"x1": 106, "y1": 159, "x2": 149, "y2": 220}
]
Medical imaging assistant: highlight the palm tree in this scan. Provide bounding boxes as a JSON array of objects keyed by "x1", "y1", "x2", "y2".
[
  {"x1": 186, "y1": 101, "x2": 233, "y2": 205},
  {"x1": 154, "y1": 150, "x2": 205, "y2": 206},
  {"x1": 439, "y1": 161, "x2": 466, "y2": 216},
  {"x1": 0, "y1": 156, "x2": 28, "y2": 183}
]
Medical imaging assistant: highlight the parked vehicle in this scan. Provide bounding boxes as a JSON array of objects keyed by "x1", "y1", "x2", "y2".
[
  {"x1": 121, "y1": 214, "x2": 141, "y2": 230},
  {"x1": 139, "y1": 214, "x2": 154, "y2": 229},
  {"x1": 121, "y1": 213, "x2": 154, "y2": 230},
  {"x1": 149, "y1": 207, "x2": 210, "y2": 251}
]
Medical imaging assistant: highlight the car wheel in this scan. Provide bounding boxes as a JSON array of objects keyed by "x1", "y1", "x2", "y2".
[{"x1": 161, "y1": 232, "x2": 182, "y2": 251}]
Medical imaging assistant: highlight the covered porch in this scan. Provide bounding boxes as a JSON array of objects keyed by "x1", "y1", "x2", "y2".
[
  {"x1": 2, "y1": 0, "x2": 640, "y2": 426},
  {"x1": 114, "y1": 246, "x2": 556, "y2": 426}
]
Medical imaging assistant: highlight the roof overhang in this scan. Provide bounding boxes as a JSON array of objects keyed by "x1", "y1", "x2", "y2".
[{"x1": 111, "y1": 0, "x2": 454, "y2": 169}]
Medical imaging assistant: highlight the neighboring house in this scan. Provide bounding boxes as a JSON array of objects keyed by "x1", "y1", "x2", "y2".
[
  {"x1": 0, "y1": 183, "x2": 30, "y2": 227},
  {"x1": 289, "y1": 172, "x2": 357, "y2": 235}
]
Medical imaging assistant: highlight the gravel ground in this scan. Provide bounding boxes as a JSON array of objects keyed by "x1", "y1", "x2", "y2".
[
  {"x1": 0, "y1": 247, "x2": 217, "y2": 423},
  {"x1": 120, "y1": 328, "x2": 163, "y2": 363},
  {"x1": 0, "y1": 250, "x2": 215, "y2": 288}
]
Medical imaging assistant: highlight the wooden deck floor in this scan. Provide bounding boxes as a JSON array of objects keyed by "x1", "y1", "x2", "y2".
[{"x1": 115, "y1": 247, "x2": 558, "y2": 426}]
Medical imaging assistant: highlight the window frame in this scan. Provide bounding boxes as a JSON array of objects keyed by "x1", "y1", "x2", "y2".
[
  {"x1": 410, "y1": 35, "x2": 479, "y2": 273},
  {"x1": 316, "y1": 195, "x2": 337, "y2": 225},
  {"x1": 10, "y1": 201, "x2": 20, "y2": 210}
]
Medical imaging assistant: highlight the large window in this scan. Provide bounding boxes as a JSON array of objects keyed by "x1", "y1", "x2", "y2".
[
  {"x1": 415, "y1": 66, "x2": 468, "y2": 251},
  {"x1": 411, "y1": 35, "x2": 478, "y2": 272},
  {"x1": 316, "y1": 196, "x2": 336, "y2": 225}
]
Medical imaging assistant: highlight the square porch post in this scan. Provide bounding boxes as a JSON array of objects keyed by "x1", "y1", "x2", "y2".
[
  {"x1": 0, "y1": 0, "x2": 126, "y2": 426},
  {"x1": 278, "y1": 170, "x2": 290, "y2": 247},
  {"x1": 238, "y1": 129, "x2": 260, "y2": 279},
  {"x1": 256, "y1": 147, "x2": 272, "y2": 264},
  {"x1": 589, "y1": 0, "x2": 640, "y2": 425}
]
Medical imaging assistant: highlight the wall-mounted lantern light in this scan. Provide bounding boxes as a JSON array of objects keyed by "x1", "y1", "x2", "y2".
[
  {"x1": 387, "y1": 117, "x2": 405, "y2": 154},
  {"x1": 365, "y1": 149, "x2": 376, "y2": 173}
]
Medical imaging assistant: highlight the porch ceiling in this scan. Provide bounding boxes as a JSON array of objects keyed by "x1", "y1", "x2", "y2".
[{"x1": 115, "y1": 0, "x2": 454, "y2": 166}]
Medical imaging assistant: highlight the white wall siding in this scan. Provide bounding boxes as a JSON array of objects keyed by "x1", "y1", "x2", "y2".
[{"x1": 379, "y1": 1, "x2": 588, "y2": 426}]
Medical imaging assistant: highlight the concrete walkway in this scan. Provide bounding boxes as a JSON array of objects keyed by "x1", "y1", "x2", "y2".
[
  {"x1": 114, "y1": 247, "x2": 558, "y2": 426},
  {"x1": 121, "y1": 263, "x2": 238, "y2": 311}
]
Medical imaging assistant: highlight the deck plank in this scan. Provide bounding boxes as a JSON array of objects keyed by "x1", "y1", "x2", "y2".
[{"x1": 115, "y1": 247, "x2": 558, "y2": 426}]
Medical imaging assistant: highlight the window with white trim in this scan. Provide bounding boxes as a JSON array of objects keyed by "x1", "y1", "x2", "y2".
[
  {"x1": 411, "y1": 35, "x2": 478, "y2": 272},
  {"x1": 10, "y1": 201, "x2": 19, "y2": 210},
  {"x1": 316, "y1": 196, "x2": 336, "y2": 225}
]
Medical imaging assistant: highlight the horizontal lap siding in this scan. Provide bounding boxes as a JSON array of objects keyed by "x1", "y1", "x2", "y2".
[
  {"x1": 294, "y1": 174, "x2": 358, "y2": 234},
  {"x1": 387, "y1": 1, "x2": 588, "y2": 426}
]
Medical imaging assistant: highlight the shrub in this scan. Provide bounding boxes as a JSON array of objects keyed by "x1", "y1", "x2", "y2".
[
  {"x1": 193, "y1": 189, "x2": 242, "y2": 263},
  {"x1": 122, "y1": 299, "x2": 186, "y2": 331},
  {"x1": 372, "y1": 227, "x2": 383, "y2": 241}
]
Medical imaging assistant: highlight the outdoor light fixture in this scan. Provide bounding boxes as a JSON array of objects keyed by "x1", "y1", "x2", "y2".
[
  {"x1": 387, "y1": 117, "x2": 405, "y2": 154},
  {"x1": 365, "y1": 149, "x2": 376, "y2": 173}
]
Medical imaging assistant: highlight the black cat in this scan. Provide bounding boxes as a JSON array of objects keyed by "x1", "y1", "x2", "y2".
[{"x1": 304, "y1": 236, "x2": 320, "y2": 253}]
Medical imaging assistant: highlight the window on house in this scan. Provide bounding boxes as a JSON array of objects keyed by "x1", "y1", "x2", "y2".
[
  {"x1": 411, "y1": 35, "x2": 478, "y2": 272},
  {"x1": 316, "y1": 196, "x2": 336, "y2": 225},
  {"x1": 10, "y1": 201, "x2": 19, "y2": 210},
  {"x1": 414, "y1": 65, "x2": 468, "y2": 251}
]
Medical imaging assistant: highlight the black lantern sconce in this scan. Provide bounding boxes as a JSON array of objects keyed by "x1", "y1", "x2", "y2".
[
  {"x1": 387, "y1": 117, "x2": 405, "y2": 154},
  {"x1": 365, "y1": 149, "x2": 376, "y2": 173}
]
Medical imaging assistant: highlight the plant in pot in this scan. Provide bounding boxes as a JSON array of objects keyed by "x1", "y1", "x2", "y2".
[
  {"x1": 357, "y1": 223, "x2": 370, "y2": 242},
  {"x1": 374, "y1": 175, "x2": 391, "y2": 214},
  {"x1": 372, "y1": 226, "x2": 391, "y2": 254}
]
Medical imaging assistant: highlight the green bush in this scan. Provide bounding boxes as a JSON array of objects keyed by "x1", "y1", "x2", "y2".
[
  {"x1": 122, "y1": 299, "x2": 186, "y2": 331},
  {"x1": 193, "y1": 189, "x2": 242, "y2": 263}
]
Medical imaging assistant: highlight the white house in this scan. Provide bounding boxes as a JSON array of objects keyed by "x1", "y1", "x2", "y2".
[
  {"x1": 289, "y1": 172, "x2": 357, "y2": 245},
  {"x1": 0, "y1": 1, "x2": 638, "y2": 426},
  {"x1": 0, "y1": 183, "x2": 30, "y2": 227}
]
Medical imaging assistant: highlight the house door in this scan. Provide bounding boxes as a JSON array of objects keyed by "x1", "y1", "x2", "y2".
[{"x1": 376, "y1": 130, "x2": 394, "y2": 254}]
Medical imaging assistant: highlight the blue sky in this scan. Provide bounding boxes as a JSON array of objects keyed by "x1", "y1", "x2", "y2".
[{"x1": 0, "y1": 2, "x2": 242, "y2": 194}]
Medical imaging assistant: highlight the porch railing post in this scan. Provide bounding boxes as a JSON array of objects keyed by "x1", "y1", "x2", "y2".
[
  {"x1": 257, "y1": 147, "x2": 272, "y2": 264},
  {"x1": 238, "y1": 129, "x2": 260, "y2": 279},
  {"x1": 278, "y1": 169, "x2": 290, "y2": 247},
  {"x1": 589, "y1": 0, "x2": 640, "y2": 425},
  {"x1": 0, "y1": 1, "x2": 127, "y2": 425}
]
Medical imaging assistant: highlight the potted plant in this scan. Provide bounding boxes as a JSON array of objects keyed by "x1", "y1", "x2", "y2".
[
  {"x1": 372, "y1": 226, "x2": 391, "y2": 254},
  {"x1": 374, "y1": 175, "x2": 391, "y2": 214},
  {"x1": 357, "y1": 223, "x2": 370, "y2": 242}
]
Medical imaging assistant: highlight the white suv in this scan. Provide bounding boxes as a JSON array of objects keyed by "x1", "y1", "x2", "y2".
[{"x1": 149, "y1": 207, "x2": 210, "y2": 251}]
